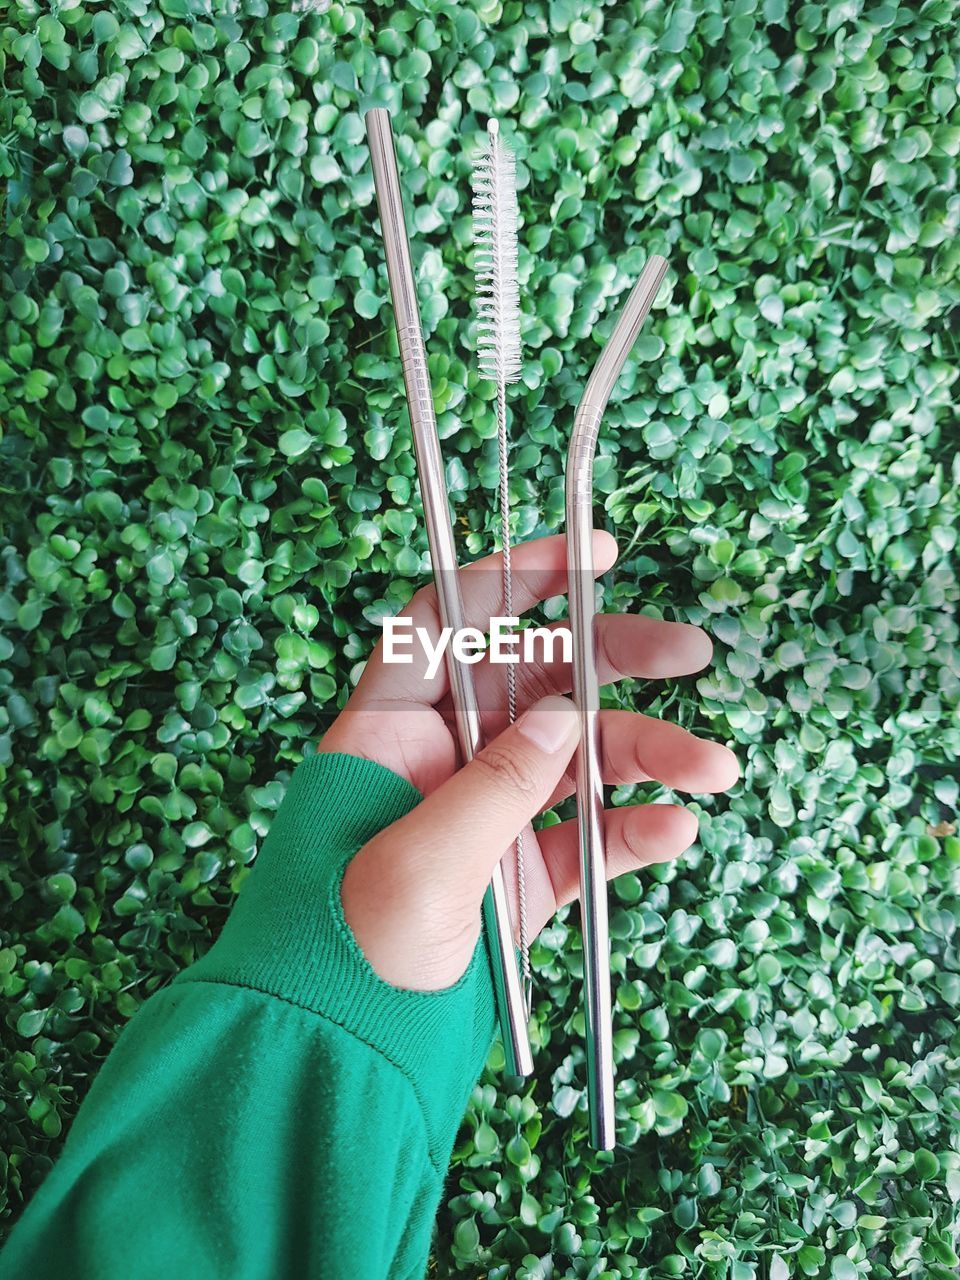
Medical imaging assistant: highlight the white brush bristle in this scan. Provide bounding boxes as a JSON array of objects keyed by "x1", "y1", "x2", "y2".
[{"x1": 472, "y1": 120, "x2": 521, "y2": 384}]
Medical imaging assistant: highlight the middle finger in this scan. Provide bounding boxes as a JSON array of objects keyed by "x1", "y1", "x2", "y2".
[{"x1": 437, "y1": 612, "x2": 714, "y2": 736}]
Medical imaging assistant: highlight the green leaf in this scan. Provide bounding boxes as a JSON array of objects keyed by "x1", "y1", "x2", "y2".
[
  {"x1": 914, "y1": 1149, "x2": 941, "y2": 1180},
  {"x1": 78, "y1": 93, "x2": 110, "y2": 123},
  {"x1": 278, "y1": 429, "x2": 314, "y2": 459},
  {"x1": 17, "y1": 1010, "x2": 47, "y2": 1037},
  {"x1": 355, "y1": 291, "x2": 381, "y2": 319}
]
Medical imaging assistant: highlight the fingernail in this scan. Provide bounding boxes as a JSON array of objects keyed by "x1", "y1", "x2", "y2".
[
  {"x1": 660, "y1": 623, "x2": 713, "y2": 672},
  {"x1": 516, "y1": 696, "x2": 580, "y2": 753},
  {"x1": 686, "y1": 625, "x2": 714, "y2": 664}
]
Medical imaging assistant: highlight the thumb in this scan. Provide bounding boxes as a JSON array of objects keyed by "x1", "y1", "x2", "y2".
[
  {"x1": 406, "y1": 694, "x2": 581, "y2": 902},
  {"x1": 343, "y1": 695, "x2": 580, "y2": 990}
]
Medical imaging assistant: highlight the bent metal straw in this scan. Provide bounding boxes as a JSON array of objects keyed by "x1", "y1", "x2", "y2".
[
  {"x1": 566, "y1": 255, "x2": 670, "y2": 1149},
  {"x1": 363, "y1": 108, "x2": 534, "y2": 1079}
]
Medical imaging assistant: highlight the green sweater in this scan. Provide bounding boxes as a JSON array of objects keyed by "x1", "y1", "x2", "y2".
[{"x1": 0, "y1": 752, "x2": 498, "y2": 1279}]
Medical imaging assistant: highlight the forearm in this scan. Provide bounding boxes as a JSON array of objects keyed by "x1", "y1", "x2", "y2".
[{"x1": 0, "y1": 753, "x2": 497, "y2": 1280}]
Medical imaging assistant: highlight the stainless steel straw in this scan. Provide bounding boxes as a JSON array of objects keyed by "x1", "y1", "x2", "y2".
[
  {"x1": 566, "y1": 254, "x2": 670, "y2": 1149},
  {"x1": 364, "y1": 108, "x2": 534, "y2": 1078}
]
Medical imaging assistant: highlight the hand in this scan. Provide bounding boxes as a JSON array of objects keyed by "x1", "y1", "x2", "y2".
[{"x1": 319, "y1": 531, "x2": 739, "y2": 992}]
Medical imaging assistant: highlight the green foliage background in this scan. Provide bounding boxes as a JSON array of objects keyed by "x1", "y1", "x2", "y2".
[{"x1": 2, "y1": 0, "x2": 959, "y2": 1275}]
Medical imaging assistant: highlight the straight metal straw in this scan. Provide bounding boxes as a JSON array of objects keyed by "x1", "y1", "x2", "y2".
[
  {"x1": 364, "y1": 108, "x2": 534, "y2": 1078},
  {"x1": 566, "y1": 255, "x2": 670, "y2": 1149}
]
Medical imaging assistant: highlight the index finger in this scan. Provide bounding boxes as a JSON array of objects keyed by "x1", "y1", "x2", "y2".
[{"x1": 354, "y1": 529, "x2": 619, "y2": 705}]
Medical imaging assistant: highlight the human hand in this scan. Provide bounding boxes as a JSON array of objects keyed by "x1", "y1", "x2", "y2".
[{"x1": 319, "y1": 531, "x2": 739, "y2": 992}]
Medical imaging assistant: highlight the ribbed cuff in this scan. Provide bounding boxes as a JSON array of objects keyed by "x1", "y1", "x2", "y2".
[{"x1": 176, "y1": 751, "x2": 497, "y2": 1168}]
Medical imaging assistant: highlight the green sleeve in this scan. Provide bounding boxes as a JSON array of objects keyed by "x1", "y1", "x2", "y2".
[{"x1": 0, "y1": 751, "x2": 498, "y2": 1280}]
